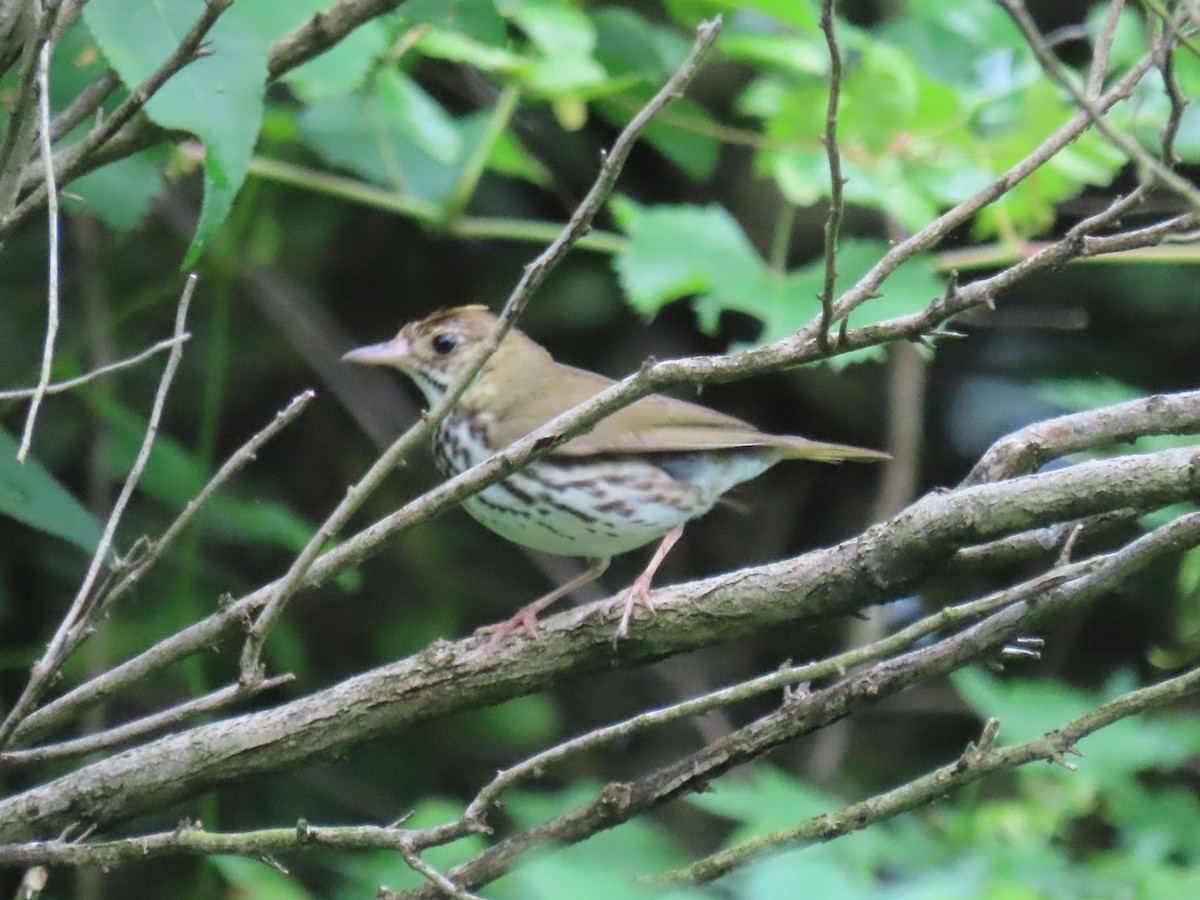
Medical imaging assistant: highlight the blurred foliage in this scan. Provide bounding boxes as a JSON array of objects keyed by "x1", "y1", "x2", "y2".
[{"x1": 2, "y1": 0, "x2": 1199, "y2": 897}]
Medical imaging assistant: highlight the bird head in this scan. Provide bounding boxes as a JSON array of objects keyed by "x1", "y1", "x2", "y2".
[{"x1": 342, "y1": 306, "x2": 547, "y2": 406}]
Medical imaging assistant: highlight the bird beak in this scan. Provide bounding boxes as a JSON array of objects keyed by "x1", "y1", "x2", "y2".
[{"x1": 342, "y1": 336, "x2": 409, "y2": 367}]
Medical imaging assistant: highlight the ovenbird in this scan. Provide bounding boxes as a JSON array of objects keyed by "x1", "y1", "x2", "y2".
[{"x1": 344, "y1": 306, "x2": 888, "y2": 644}]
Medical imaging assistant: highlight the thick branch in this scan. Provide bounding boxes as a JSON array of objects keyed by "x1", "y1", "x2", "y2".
[
  {"x1": 384, "y1": 511, "x2": 1200, "y2": 898},
  {"x1": 965, "y1": 389, "x2": 1200, "y2": 484},
  {"x1": 0, "y1": 445, "x2": 1196, "y2": 840}
]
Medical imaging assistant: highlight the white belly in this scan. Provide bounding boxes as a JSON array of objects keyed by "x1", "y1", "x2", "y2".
[{"x1": 435, "y1": 415, "x2": 778, "y2": 557}]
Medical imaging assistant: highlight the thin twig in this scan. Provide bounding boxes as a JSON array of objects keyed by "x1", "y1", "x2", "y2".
[
  {"x1": 396, "y1": 841, "x2": 484, "y2": 900},
  {"x1": 816, "y1": 0, "x2": 845, "y2": 353},
  {"x1": 16, "y1": 34, "x2": 59, "y2": 463},
  {"x1": 0, "y1": 675, "x2": 293, "y2": 768},
  {"x1": 1086, "y1": 0, "x2": 1126, "y2": 98},
  {"x1": 0, "y1": 275, "x2": 196, "y2": 749},
  {"x1": 48, "y1": 69, "x2": 120, "y2": 142},
  {"x1": 1000, "y1": 0, "x2": 1200, "y2": 211},
  {"x1": 0, "y1": 2, "x2": 46, "y2": 214},
  {"x1": 0, "y1": 334, "x2": 189, "y2": 401},
  {"x1": 655, "y1": 658, "x2": 1200, "y2": 885},
  {"x1": 1150, "y1": 2, "x2": 1188, "y2": 166},
  {"x1": 383, "y1": 603, "x2": 1035, "y2": 899},
  {"x1": 95, "y1": 389, "x2": 316, "y2": 618},
  {"x1": 235, "y1": 15, "x2": 724, "y2": 681},
  {"x1": 0, "y1": 819, "x2": 435, "y2": 868}
]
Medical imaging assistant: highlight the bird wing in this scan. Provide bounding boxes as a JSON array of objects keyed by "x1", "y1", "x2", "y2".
[{"x1": 485, "y1": 363, "x2": 888, "y2": 462}]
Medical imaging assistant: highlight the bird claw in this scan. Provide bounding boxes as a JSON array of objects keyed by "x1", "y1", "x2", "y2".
[
  {"x1": 475, "y1": 607, "x2": 543, "y2": 651},
  {"x1": 604, "y1": 577, "x2": 657, "y2": 638}
]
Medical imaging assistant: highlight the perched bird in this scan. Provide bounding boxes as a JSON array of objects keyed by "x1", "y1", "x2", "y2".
[{"x1": 344, "y1": 306, "x2": 888, "y2": 644}]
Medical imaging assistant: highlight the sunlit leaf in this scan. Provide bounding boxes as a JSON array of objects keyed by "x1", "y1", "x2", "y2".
[{"x1": 84, "y1": 0, "x2": 270, "y2": 265}]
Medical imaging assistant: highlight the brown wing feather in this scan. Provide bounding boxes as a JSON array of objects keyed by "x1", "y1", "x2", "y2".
[{"x1": 484, "y1": 357, "x2": 888, "y2": 462}]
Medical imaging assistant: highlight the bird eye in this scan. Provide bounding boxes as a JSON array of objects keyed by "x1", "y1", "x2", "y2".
[{"x1": 430, "y1": 332, "x2": 459, "y2": 356}]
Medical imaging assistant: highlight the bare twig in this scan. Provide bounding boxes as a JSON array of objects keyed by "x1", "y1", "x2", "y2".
[
  {"x1": 0, "y1": 275, "x2": 196, "y2": 749},
  {"x1": 95, "y1": 388, "x2": 316, "y2": 618},
  {"x1": 999, "y1": 0, "x2": 1200, "y2": 211},
  {"x1": 395, "y1": 841, "x2": 484, "y2": 900},
  {"x1": 963, "y1": 389, "x2": 1200, "y2": 485},
  {"x1": 235, "y1": 15, "x2": 724, "y2": 681},
  {"x1": 1086, "y1": 0, "x2": 1126, "y2": 97},
  {"x1": 0, "y1": 334, "x2": 189, "y2": 401},
  {"x1": 0, "y1": 2, "x2": 45, "y2": 213},
  {"x1": 1151, "y1": 2, "x2": 1188, "y2": 166},
  {"x1": 0, "y1": 675, "x2": 293, "y2": 769},
  {"x1": 458, "y1": 552, "x2": 1095, "y2": 827},
  {"x1": 816, "y1": 0, "x2": 845, "y2": 352},
  {"x1": 48, "y1": 69, "x2": 120, "y2": 142},
  {"x1": 0, "y1": 819, "x2": 438, "y2": 868},
  {"x1": 383, "y1": 604, "x2": 1034, "y2": 899},
  {"x1": 656, "y1": 656, "x2": 1200, "y2": 885},
  {"x1": 16, "y1": 33, "x2": 58, "y2": 462}
]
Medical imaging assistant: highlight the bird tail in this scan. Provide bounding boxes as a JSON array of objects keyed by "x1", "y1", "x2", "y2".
[{"x1": 775, "y1": 436, "x2": 891, "y2": 463}]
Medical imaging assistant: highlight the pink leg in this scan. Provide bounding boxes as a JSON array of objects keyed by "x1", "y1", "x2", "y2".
[
  {"x1": 604, "y1": 526, "x2": 684, "y2": 638},
  {"x1": 476, "y1": 557, "x2": 610, "y2": 651}
]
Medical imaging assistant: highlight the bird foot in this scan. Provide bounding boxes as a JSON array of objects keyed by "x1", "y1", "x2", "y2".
[
  {"x1": 475, "y1": 605, "x2": 543, "y2": 651},
  {"x1": 603, "y1": 575, "x2": 657, "y2": 638}
]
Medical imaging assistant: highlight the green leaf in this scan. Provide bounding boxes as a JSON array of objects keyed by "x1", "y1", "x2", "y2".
[
  {"x1": 881, "y1": 0, "x2": 1031, "y2": 91},
  {"x1": 512, "y1": 1, "x2": 608, "y2": 97},
  {"x1": 593, "y1": 8, "x2": 692, "y2": 81},
  {"x1": 0, "y1": 429, "x2": 102, "y2": 553},
  {"x1": 416, "y1": 27, "x2": 531, "y2": 75},
  {"x1": 68, "y1": 146, "x2": 170, "y2": 232},
  {"x1": 376, "y1": 69, "x2": 462, "y2": 164},
  {"x1": 487, "y1": 127, "x2": 553, "y2": 187},
  {"x1": 1033, "y1": 377, "x2": 1143, "y2": 411},
  {"x1": 613, "y1": 199, "x2": 764, "y2": 318},
  {"x1": 84, "y1": 0, "x2": 270, "y2": 265},
  {"x1": 284, "y1": 18, "x2": 391, "y2": 100},
  {"x1": 513, "y1": 1, "x2": 595, "y2": 57},
  {"x1": 613, "y1": 200, "x2": 941, "y2": 367},
  {"x1": 721, "y1": 32, "x2": 828, "y2": 76},
  {"x1": 300, "y1": 87, "x2": 538, "y2": 205},
  {"x1": 665, "y1": 0, "x2": 817, "y2": 32},
  {"x1": 401, "y1": 0, "x2": 506, "y2": 45},
  {"x1": 687, "y1": 766, "x2": 835, "y2": 838},
  {"x1": 209, "y1": 855, "x2": 313, "y2": 900}
]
